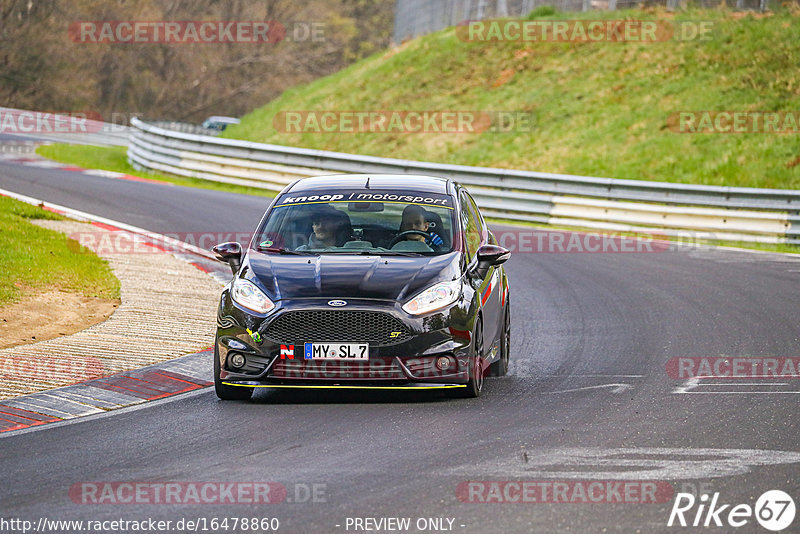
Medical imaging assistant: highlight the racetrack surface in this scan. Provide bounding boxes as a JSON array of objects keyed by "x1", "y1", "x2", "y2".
[{"x1": 1, "y1": 158, "x2": 800, "y2": 533}]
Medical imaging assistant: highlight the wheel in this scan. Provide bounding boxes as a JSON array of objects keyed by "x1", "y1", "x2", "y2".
[
  {"x1": 214, "y1": 345, "x2": 253, "y2": 401},
  {"x1": 450, "y1": 320, "x2": 485, "y2": 398},
  {"x1": 489, "y1": 302, "x2": 510, "y2": 377}
]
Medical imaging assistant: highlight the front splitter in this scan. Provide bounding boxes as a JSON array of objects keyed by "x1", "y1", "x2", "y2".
[{"x1": 222, "y1": 381, "x2": 466, "y2": 390}]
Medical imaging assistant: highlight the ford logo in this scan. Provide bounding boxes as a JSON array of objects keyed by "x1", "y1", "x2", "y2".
[{"x1": 327, "y1": 300, "x2": 347, "y2": 307}]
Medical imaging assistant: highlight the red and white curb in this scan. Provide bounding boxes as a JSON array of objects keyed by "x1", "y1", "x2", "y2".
[
  {"x1": 0, "y1": 188, "x2": 234, "y2": 434},
  {"x1": 0, "y1": 350, "x2": 212, "y2": 433}
]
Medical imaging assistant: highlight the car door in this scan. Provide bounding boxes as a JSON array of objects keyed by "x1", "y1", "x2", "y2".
[{"x1": 460, "y1": 190, "x2": 502, "y2": 363}]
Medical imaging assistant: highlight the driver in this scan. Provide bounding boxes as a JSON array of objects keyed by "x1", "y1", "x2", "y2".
[{"x1": 398, "y1": 205, "x2": 444, "y2": 249}]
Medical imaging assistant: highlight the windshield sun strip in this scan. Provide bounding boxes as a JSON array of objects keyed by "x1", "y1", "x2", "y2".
[{"x1": 273, "y1": 200, "x2": 454, "y2": 210}]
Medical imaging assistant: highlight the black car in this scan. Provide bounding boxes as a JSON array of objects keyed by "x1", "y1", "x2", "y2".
[{"x1": 212, "y1": 174, "x2": 511, "y2": 400}]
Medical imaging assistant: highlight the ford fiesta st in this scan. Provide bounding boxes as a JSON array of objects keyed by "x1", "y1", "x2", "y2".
[{"x1": 212, "y1": 174, "x2": 511, "y2": 400}]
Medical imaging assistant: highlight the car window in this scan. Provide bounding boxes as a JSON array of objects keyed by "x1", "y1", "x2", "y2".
[
  {"x1": 465, "y1": 191, "x2": 487, "y2": 239},
  {"x1": 254, "y1": 189, "x2": 456, "y2": 256},
  {"x1": 459, "y1": 191, "x2": 483, "y2": 262}
]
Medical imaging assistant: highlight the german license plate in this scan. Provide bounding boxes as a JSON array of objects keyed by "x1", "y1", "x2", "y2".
[{"x1": 303, "y1": 343, "x2": 369, "y2": 360}]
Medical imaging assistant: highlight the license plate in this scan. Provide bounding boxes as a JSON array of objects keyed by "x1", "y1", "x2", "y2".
[{"x1": 304, "y1": 343, "x2": 369, "y2": 360}]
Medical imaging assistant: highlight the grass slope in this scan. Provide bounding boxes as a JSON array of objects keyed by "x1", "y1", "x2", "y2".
[
  {"x1": 0, "y1": 196, "x2": 119, "y2": 306},
  {"x1": 223, "y1": 7, "x2": 800, "y2": 190}
]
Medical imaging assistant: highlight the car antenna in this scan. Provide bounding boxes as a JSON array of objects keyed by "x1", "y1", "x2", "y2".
[{"x1": 364, "y1": 176, "x2": 370, "y2": 189}]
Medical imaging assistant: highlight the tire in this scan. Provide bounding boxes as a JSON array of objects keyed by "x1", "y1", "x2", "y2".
[
  {"x1": 450, "y1": 320, "x2": 485, "y2": 398},
  {"x1": 214, "y1": 345, "x2": 253, "y2": 401},
  {"x1": 489, "y1": 303, "x2": 510, "y2": 377}
]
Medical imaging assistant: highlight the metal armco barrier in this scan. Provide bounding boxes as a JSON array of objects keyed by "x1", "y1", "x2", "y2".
[
  {"x1": 128, "y1": 117, "x2": 800, "y2": 244},
  {"x1": 0, "y1": 107, "x2": 131, "y2": 147}
]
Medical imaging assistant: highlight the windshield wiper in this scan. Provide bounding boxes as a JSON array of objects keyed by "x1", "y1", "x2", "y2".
[
  {"x1": 308, "y1": 249, "x2": 425, "y2": 257},
  {"x1": 376, "y1": 251, "x2": 425, "y2": 256},
  {"x1": 258, "y1": 247, "x2": 311, "y2": 255},
  {"x1": 344, "y1": 250, "x2": 423, "y2": 257}
]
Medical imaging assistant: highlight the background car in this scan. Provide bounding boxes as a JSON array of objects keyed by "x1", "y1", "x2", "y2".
[{"x1": 201, "y1": 115, "x2": 240, "y2": 131}]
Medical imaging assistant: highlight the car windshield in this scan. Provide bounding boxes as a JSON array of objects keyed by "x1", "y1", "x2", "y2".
[{"x1": 254, "y1": 189, "x2": 457, "y2": 255}]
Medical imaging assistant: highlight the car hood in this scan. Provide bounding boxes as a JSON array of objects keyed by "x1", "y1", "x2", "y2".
[{"x1": 246, "y1": 252, "x2": 461, "y2": 302}]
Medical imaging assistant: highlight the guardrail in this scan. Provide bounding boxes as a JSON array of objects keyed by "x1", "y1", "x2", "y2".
[
  {"x1": 146, "y1": 120, "x2": 222, "y2": 136},
  {"x1": 0, "y1": 107, "x2": 131, "y2": 147},
  {"x1": 129, "y1": 117, "x2": 799, "y2": 244}
]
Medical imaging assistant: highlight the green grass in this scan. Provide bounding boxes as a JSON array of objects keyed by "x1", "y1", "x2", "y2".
[
  {"x1": 0, "y1": 196, "x2": 120, "y2": 306},
  {"x1": 35, "y1": 144, "x2": 276, "y2": 198},
  {"x1": 223, "y1": 6, "x2": 800, "y2": 190}
]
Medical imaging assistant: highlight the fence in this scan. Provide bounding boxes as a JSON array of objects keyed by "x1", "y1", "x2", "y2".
[
  {"x1": 128, "y1": 118, "x2": 799, "y2": 244},
  {"x1": 393, "y1": 0, "x2": 772, "y2": 42}
]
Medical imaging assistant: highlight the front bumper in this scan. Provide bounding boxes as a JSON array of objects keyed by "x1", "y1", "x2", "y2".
[{"x1": 216, "y1": 294, "x2": 474, "y2": 388}]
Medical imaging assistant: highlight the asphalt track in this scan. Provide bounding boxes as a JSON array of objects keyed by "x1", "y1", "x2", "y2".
[{"x1": 1, "y1": 156, "x2": 800, "y2": 533}]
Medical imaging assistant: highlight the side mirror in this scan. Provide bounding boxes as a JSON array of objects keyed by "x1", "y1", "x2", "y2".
[
  {"x1": 477, "y1": 244, "x2": 511, "y2": 266},
  {"x1": 212, "y1": 242, "x2": 242, "y2": 275},
  {"x1": 473, "y1": 244, "x2": 511, "y2": 278}
]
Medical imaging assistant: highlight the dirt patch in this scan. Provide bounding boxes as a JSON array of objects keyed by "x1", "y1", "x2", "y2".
[{"x1": 0, "y1": 291, "x2": 119, "y2": 349}]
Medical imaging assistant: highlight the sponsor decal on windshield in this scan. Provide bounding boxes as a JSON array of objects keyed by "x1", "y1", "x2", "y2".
[{"x1": 276, "y1": 190, "x2": 453, "y2": 209}]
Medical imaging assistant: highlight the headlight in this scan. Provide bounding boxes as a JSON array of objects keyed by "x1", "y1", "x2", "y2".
[
  {"x1": 231, "y1": 278, "x2": 275, "y2": 314},
  {"x1": 402, "y1": 280, "x2": 461, "y2": 315}
]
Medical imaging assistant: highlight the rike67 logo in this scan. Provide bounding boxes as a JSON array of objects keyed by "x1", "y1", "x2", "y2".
[{"x1": 668, "y1": 490, "x2": 795, "y2": 531}]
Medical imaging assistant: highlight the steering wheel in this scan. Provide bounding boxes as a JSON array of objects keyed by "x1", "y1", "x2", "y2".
[{"x1": 388, "y1": 230, "x2": 430, "y2": 248}]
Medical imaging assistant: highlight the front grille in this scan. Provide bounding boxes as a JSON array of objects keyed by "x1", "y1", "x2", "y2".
[
  {"x1": 271, "y1": 358, "x2": 405, "y2": 380},
  {"x1": 263, "y1": 310, "x2": 411, "y2": 345}
]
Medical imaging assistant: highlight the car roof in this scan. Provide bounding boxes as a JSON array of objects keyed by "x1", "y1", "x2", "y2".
[
  {"x1": 286, "y1": 174, "x2": 452, "y2": 194},
  {"x1": 204, "y1": 116, "x2": 240, "y2": 123}
]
